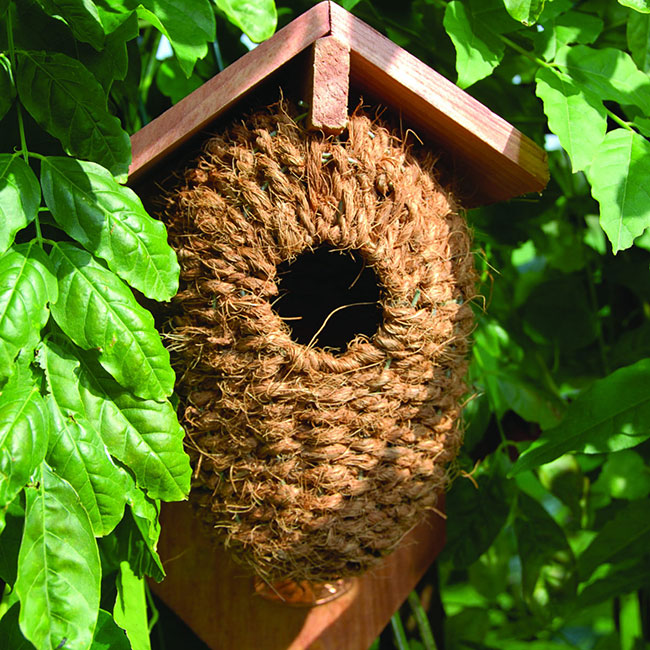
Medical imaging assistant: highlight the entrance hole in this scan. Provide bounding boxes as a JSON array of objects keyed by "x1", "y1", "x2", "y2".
[{"x1": 274, "y1": 246, "x2": 382, "y2": 352}]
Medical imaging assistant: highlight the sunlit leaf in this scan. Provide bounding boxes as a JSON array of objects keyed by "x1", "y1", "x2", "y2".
[
  {"x1": 39, "y1": 339, "x2": 129, "y2": 536},
  {"x1": 503, "y1": 0, "x2": 545, "y2": 26},
  {"x1": 535, "y1": 12, "x2": 603, "y2": 62},
  {"x1": 444, "y1": 1, "x2": 505, "y2": 88},
  {"x1": 555, "y1": 45, "x2": 650, "y2": 116},
  {"x1": 0, "y1": 243, "x2": 57, "y2": 382},
  {"x1": 0, "y1": 368, "x2": 48, "y2": 513},
  {"x1": 619, "y1": 0, "x2": 650, "y2": 13},
  {"x1": 215, "y1": 0, "x2": 277, "y2": 42},
  {"x1": 0, "y1": 155, "x2": 40, "y2": 255},
  {"x1": 156, "y1": 57, "x2": 203, "y2": 104},
  {"x1": 16, "y1": 50, "x2": 131, "y2": 178},
  {"x1": 535, "y1": 67, "x2": 607, "y2": 172},
  {"x1": 74, "y1": 347, "x2": 190, "y2": 502},
  {"x1": 577, "y1": 498, "x2": 650, "y2": 580},
  {"x1": 16, "y1": 463, "x2": 101, "y2": 650},
  {"x1": 137, "y1": 0, "x2": 215, "y2": 77},
  {"x1": 511, "y1": 359, "x2": 650, "y2": 474},
  {"x1": 587, "y1": 128, "x2": 650, "y2": 253},
  {"x1": 50, "y1": 242, "x2": 175, "y2": 400},
  {"x1": 114, "y1": 561, "x2": 151, "y2": 650},
  {"x1": 41, "y1": 157, "x2": 179, "y2": 301}
]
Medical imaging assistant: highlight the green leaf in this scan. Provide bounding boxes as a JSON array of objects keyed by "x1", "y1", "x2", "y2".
[
  {"x1": 0, "y1": 0, "x2": 8, "y2": 18},
  {"x1": 443, "y1": 466, "x2": 514, "y2": 568},
  {"x1": 15, "y1": 463, "x2": 101, "y2": 650},
  {"x1": 514, "y1": 493, "x2": 577, "y2": 619},
  {"x1": 94, "y1": 0, "x2": 136, "y2": 34},
  {"x1": 114, "y1": 561, "x2": 151, "y2": 650},
  {"x1": 577, "y1": 499, "x2": 650, "y2": 580},
  {"x1": 576, "y1": 557, "x2": 650, "y2": 608},
  {"x1": 0, "y1": 242, "x2": 57, "y2": 382},
  {"x1": 444, "y1": 1, "x2": 505, "y2": 88},
  {"x1": 39, "y1": 339, "x2": 129, "y2": 536},
  {"x1": 0, "y1": 54, "x2": 15, "y2": 122},
  {"x1": 0, "y1": 603, "x2": 34, "y2": 650},
  {"x1": 16, "y1": 51, "x2": 131, "y2": 179},
  {"x1": 41, "y1": 157, "x2": 179, "y2": 301},
  {"x1": 503, "y1": 0, "x2": 545, "y2": 26},
  {"x1": 535, "y1": 12, "x2": 604, "y2": 62},
  {"x1": 619, "y1": 0, "x2": 650, "y2": 13},
  {"x1": 34, "y1": 0, "x2": 106, "y2": 50},
  {"x1": 50, "y1": 242, "x2": 175, "y2": 400},
  {"x1": 587, "y1": 128, "x2": 650, "y2": 253},
  {"x1": 593, "y1": 450, "x2": 650, "y2": 500},
  {"x1": 137, "y1": 0, "x2": 215, "y2": 77},
  {"x1": 511, "y1": 359, "x2": 650, "y2": 475},
  {"x1": 535, "y1": 67, "x2": 607, "y2": 172},
  {"x1": 66, "y1": 341, "x2": 189, "y2": 501},
  {"x1": 156, "y1": 57, "x2": 203, "y2": 104},
  {"x1": 91, "y1": 609, "x2": 131, "y2": 650},
  {"x1": 627, "y1": 11, "x2": 650, "y2": 72},
  {"x1": 0, "y1": 155, "x2": 40, "y2": 255},
  {"x1": 99, "y1": 497, "x2": 165, "y2": 582},
  {"x1": 0, "y1": 369, "x2": 48, "y2": 512},
  {"x1": 80, "y1": 14, "x2": 137, "y2": 91},
  {"x1": 555, "y1": 45, "x2": 650, "y2": 116},
  {"x1": 214, "y1": 0, "x2": 277, "y2": 42}
]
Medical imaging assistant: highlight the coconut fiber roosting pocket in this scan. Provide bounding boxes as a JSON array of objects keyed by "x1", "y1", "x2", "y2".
[{"x1": 161, "y1": 101, "x2": 476, "y2": 583}]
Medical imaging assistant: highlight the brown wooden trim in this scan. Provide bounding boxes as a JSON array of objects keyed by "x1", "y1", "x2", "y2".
[
  {"x1": 128, "y1": 1, "x2": 332, "y2": 182},
  {"x1": 307, "y1": 36, "x2": 350, "y2": 134},
  {"x1": 129, "y1": 0, "x2": 548, "y2": 204},
  {"x1": 329, "y1": 1, "x2": 548, "y2": 205},
  {"x1": 150, "y1": 499, "x2": 446, "y2": 650}
]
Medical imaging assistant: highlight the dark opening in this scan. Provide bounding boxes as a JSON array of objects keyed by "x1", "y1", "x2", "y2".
[{"x1": 274, "y1": 246, "x2": 382, "y2": 352}]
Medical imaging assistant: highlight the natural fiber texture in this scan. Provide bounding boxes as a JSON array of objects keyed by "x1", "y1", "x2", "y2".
[{"x1": 161, "y1": 102, "x2": 476, "y2": 582}]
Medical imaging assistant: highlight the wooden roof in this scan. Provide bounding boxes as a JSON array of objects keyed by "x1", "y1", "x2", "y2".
[{"x1": 129, "y1": 1, "x2": 548, "y2": 206}]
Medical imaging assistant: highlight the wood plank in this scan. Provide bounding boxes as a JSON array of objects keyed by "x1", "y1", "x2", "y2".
[
  {"x1": 150, "y1": 500, "x2": 446, "y2": 650},
  {"x1": 329, "y1": 1, "x2": 548, "y2": 205},
  {"x1": 128, "y1": 1, "x2": 331, "y2": 182},
  {"x1": 307, "y1": 36, "x2": 350, "y2": 134}
]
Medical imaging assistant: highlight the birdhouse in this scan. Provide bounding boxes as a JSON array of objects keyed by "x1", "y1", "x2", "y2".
[{"x1": 129, "y1": 2, "x2": 547, "y2": 648}]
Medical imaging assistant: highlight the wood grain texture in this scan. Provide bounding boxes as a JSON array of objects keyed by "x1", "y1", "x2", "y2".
[
  {"x1": 307, "y1": 36, "x2": 350, "y2": 134},
  {"x1": 329, "y1": 1, "x2": 548, "y2": 205},
  {"x1": 150, "y1": 500, "x2": 446, "y2": 650},
  {"x1": 128, "y1": 1, "x2": 331, "y2": 181},
  {"x1": 129, "y1": 1, "x2": 547, "y2": 205}
]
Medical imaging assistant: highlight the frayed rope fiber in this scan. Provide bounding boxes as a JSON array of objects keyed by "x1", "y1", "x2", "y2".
[{"x1": 161, "y1": 101, "x2": 476, "y2": 582}]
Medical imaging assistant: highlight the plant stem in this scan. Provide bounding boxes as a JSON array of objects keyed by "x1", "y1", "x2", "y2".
[
  {"x1": 498, "y1": 33, "x2": 556, "y2": 70},
  {"x1": 391, "y1": 612, "x2": 410, "y2": 650},
  {"x1": 408, "y1": 590, "x2": 438, "y2": 650},
  {"x1": 604, "y1": 107, "x2": 635, "y2": 132},
  {"x1": 5, "y1": 4, "x2": 29, "y2": 162}
]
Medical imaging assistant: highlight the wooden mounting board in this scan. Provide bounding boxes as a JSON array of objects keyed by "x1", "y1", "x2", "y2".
[
  {"x1": 150, "y1": 501, "x2": 446, "y2": 650},
  {"x1": 129, "y1": 1, "x2": 548, "y2": 206}
]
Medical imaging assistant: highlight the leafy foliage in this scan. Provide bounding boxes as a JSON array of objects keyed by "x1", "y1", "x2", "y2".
[
  {"x1": 2, "y1": 0, "x2": 650, "y2": 648},
  {"x1": 0, "y1": 0, "x2": 265, "y2": 646}
]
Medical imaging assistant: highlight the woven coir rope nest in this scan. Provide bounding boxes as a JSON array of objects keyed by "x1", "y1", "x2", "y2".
[{"x1": 161, "y1": 102, "x2": 476, "y2": 582}]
